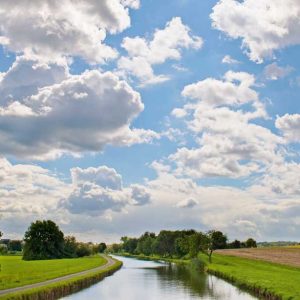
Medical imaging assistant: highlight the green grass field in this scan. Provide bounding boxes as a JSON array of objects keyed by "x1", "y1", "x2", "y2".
[
  {"x1": 0, "y1": 258, "x2": 122, "y2": 300},
  {"x1": 0, "y1": 255, "x2": 106, "y2": 290},
  {"x1": 203, "y1": 253, "x2": 300, "y2": 300}
]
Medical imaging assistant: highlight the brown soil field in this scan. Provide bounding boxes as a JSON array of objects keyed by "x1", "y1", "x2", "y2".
[{"x1": 215, "y1": 247, "x2": 300, "y2": 268}]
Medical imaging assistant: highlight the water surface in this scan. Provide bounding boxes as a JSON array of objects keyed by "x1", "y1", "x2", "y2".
[{"x1": 62, "y1": 256, "x2": 257, "y2": 300}]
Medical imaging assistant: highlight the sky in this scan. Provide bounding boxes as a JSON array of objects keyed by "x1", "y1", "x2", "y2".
[{"x1": 0, "y1": 0, "x2": 300, "y2": 243}]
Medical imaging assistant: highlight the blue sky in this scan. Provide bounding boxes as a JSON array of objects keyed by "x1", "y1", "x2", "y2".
[{"x1": 0, "y1": 0, "x2": 300, "y2": 242}]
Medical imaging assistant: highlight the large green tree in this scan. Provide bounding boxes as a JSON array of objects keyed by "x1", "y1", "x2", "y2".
[{"x1": 23, "y1": 220, "x2": 65, "y2": 260}]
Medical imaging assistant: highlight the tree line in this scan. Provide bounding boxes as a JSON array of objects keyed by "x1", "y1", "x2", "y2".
[
  {"x1": 109, "y1": 229, "x2": 257, "y2": 262},
  {"x1": 0, "y1": 220, "x2": 107, "y2": 260}
]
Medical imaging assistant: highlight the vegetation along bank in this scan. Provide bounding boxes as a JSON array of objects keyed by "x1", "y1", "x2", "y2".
[{"x1": 110, "y1": 229, "x2": 300, "y2": 300}]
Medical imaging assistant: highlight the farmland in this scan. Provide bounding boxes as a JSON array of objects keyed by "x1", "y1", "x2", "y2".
[{"x1": 215, "y1": 247, "x2": 300, "y2": 267}]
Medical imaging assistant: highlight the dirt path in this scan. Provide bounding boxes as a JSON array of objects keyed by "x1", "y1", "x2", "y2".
[
  {"x1": 216, "y1": 247, "x2": 300, "y2": 267},
  {"x1": 0, "y1": 255, "x2": 118, "y2": 297}
]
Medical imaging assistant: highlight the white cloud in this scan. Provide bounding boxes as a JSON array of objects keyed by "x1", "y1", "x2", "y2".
[
  {"x1": 170, "y1": 72, "x2": 283, "y2": 178},
  {"x1": 0, "y1": 70, "x2": 158, "y2": 160},
  {"x1": 121, "y1": 0, "x2": 140, "y2": 9},
  {"x1": 249, "y1": 162, "x2": 300, "y2": 197},
  {"x1": 222, "y1": 55, "x2": 240, "y2": 64},
  {"x1": 0, "y1": 157, "x2": 70, "y2": 216},
  {"x1": 130, "y1": 184, "x2": 151, "y2": 206},
  {"x1": 0, "y1": 0, "x2": 139, "y2": 63},
  {"x1": 211, "y1": 0, "x2": 300, "y2": 63},
  {"x1": 118, "y1": 17, "x2": 203, "y2": 85},
  {"x1": 71, "y1": 166, "x2": 122, "y2": 190},
  {"x1": 264, "y1": 63, "x2": 294, "y2": 80},
  {"x1": 182, "y1": 71, "x2": 264, "y2": 115},
  {"x1": 276, "y1": 114, "x2": 300, "y2": 142},
  {"x1": 0, "y1": 56, "x2": 68, "y2": 105},
  {"x1": 62, "y1": 165, "x2": 151, "y2": 216}
]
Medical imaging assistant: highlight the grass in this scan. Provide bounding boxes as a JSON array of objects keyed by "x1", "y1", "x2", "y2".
[
  {"x1": 202, "y1": 253, "x2": 300, "y2": 300},
  {"x1": 0, "y1": 255, "x2": 106, "y2": 290},
  {"x1": 0, "y1": 258, "x2": 122, "y2": 300}
]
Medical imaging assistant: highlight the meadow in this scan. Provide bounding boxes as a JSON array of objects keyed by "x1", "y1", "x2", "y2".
[
  {"x1": 203, "y1": 252, "x2": 300, "y2": 300},
  {"x1": 0, "y1": 255, "x2": 105, "y2": 290}
]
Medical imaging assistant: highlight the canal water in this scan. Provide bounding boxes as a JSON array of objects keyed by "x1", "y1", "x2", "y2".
[{"x1": 62, "y1": 256, "x2": 257, "y2": 300}]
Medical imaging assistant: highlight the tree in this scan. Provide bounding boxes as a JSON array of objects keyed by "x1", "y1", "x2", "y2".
[
  {"x1": 76, "y1": 243, "x2": 92, "y2": 257},
  {"x1": 245, "y1": 238, "x2": 257, "y2": 248},
  {"x1": 206, "y1": 230, "x2": 227, "y2": 262},
  {"x1": 188, "y1": 232, "x2": 205, "y2": 258},
  {"x1": 121, "y1": 237, "x2": 138, "y2": 254},
  {"x1": 23, "y1": 220, "x2": 65, "y2": 260},
  {"x1": 0, "y1": 231, "x2": 2, "y2": 239},
  {"x1": 8, "y1": 240, "x2": 22, "y2": 252},
  {"x1": 228, "y1": 239, "x2": 241, "y2": 249},
  {"x1": 98, "y1": 242, "x2": 107, "y2": 253},
  {"x1": 0, "y1": 244, "x2": 8, "y2": 255},
  {"x1": 136, "y1": 232, "x2": 156, "y2": 256},
  {"x1": 64, "y1": 236, "x2": 78, "y2": 258}
]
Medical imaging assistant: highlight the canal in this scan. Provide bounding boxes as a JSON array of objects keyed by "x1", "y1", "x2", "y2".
[{"x1": 62, "y1": 256, "x2": 257, "y2": 300}]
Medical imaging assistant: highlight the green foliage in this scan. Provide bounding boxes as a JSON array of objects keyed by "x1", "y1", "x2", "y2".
[
  {"x1": 121, "y1": 236, "x2": 138, "y2": 254},
  {"x1": 228, "y1": 239, "x2": 241, "y2": 249},
  {"x1": 0, "y1": 243, "x2": 8, "y2": 255},
  {"x1": 113, "y1": 228, "x2": 242, "y2": 262},
  {"x1": 136, "y1": 232, "x2": 156, "y2": 255},
  {"x1": 64, "y1": 236, "x2": 78, "y2": 258},
  {"x1": 23, "y1": 220, "x2": 65, "y2": 260},
  {"x1": 227, "y1": 237, "x2": 257, "y2": 249},
  {"x1": 245, "y1": 238, "x2": 257, "y2": 248},
  {"x1": 8, "y1": 240, "x2": 23, "y2": 252},
  {"x1": 76, "y1": 243, "x2": 92, "y2": 257},
  {"x1": 98, "y1": 242, "x2": 107, "y2": 253}
]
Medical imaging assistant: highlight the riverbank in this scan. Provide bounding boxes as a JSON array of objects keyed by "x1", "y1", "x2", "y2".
[
  {"x1": 116, "y1": 252, "x2": 300, "y2": 300},
  {"x1": 203, "y1": 253, "x2": 300, "y2": 300},
  {"x1": 0, "y1": 255, "x2": 122, "y2": 300}
]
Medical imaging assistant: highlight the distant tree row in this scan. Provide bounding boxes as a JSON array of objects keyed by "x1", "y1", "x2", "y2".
[
  {"x1": 108, "y1": 229, "x2": 257, "y2": 262},
  {"x1": 22, "y1": 220, "x2": 107, "y2": 260},
  {"x1": 0, "y1": 220, "x2": 107, "y2": 260}
]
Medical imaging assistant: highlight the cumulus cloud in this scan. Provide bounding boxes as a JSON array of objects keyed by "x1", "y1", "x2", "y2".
[
  {"x1": 276, "y1": 114, "x2": 300, "y2": 142},
  {"x1": 0, "y1": 0, "x2": 139, "y2": 63},
  {"x1": 71, "y1": 166, "x2": 122, "y2": 190},
  {"x1": 170, "y1": 71, "x2": 284, "y2": 178},
  {"x1": 0, "y1": 70, "x2": 158, "y2": 159},
  {"x1": 211, "y1": 0, "x2": 300, "y2": 63},
  {"x1": 131, "y1": 184, "x2": 151, "y2": 206},
  {"x1": 62, "y1": 165, "x2": 151, "y2": 216},
  {"x1": 118, "y1": 17, "x2": 203, "y2": 86},
  {"x1": 0, "y1": 157, "x2": 70, "y2": 216},
  {"x1": 182, "y1": 71, "x2": 265, "y2": 117},
  {"x1": 264, "y1": 63, "x2": 294, "y2": 80},
  {"x1": 0, "y1": 56, "x2": 68, "y2": 105},
  {"x1": 249, "y1": 162, "x2": 300, "y2": 197}
]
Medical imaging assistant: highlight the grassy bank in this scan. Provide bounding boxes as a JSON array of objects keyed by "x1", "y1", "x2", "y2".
[
  {"x1": 0, "y1": 258, "x2": 122, "y2": 300},
  {"x1": 117, "y1": 252, "x2": 300, "y2": 300},
  {"x1": 202, "y1": 253, "x2": 300, "y2": 300},
  {"x1": 0, "y1": 255, "x2": 106, "y2": 290}
]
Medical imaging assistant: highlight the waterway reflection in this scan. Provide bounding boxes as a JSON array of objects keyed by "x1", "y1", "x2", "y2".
[{"x1": 62, "y1": 256, "x2": 257, "y2": 300}]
